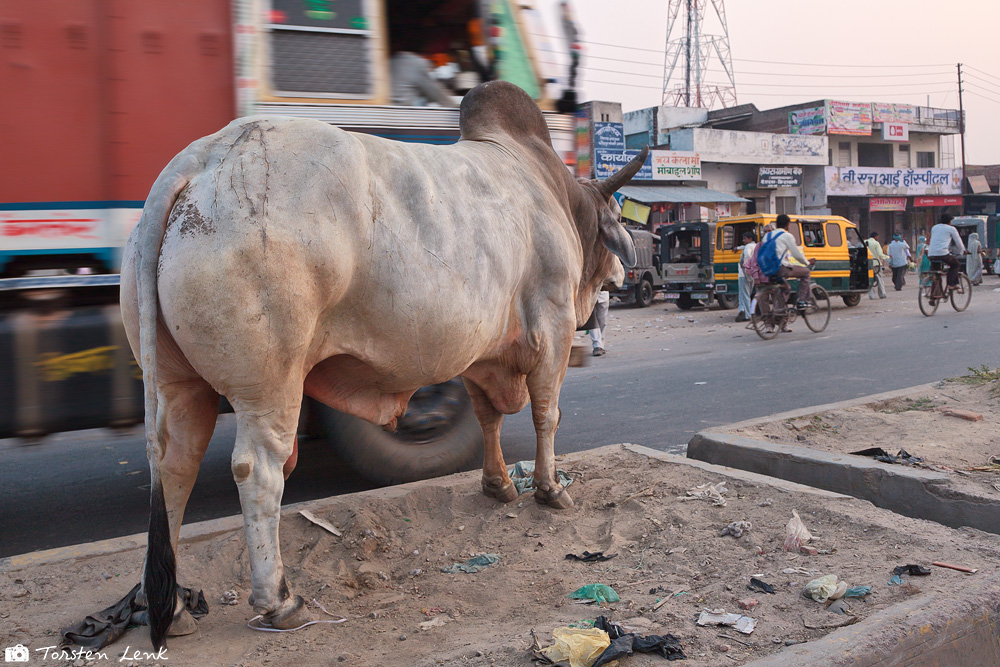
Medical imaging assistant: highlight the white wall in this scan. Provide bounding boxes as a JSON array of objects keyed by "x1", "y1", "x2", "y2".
[
  {"x1": 666, "y1": 128, "x2": 828, "y2": 165},
  {"x1": 830, "y1": 133, "x2": 944, "y2": 168}
]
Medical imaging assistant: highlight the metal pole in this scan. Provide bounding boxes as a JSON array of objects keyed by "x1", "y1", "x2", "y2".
[
  {"x1": 685, "y1": 0, "x2": 693, "y2": 106},
  {"x1": 957, "y1": 62, "x2": 967, "y2": 214}
]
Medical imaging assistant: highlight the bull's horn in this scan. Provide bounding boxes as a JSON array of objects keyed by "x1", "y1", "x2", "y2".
[{"x1": 600, "y1": 146, "x2": 649, "y2": 197}]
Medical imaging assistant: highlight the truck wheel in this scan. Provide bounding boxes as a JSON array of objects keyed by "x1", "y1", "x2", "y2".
[
  {"x1": 676, "y1": 294, "x2": 696, "y2": 310},
  {"x1": 319, "y1": 379, "x2": 482, "y2": 485},
  {"x1": 635, "y1": 278, "x2": 654, "y2": 307},
  {"x1": 716, "y1": 293, "x2": 739, "y2": 310},
  {"x1": 841, "y1": 293, "x2": 861, "y2": 307}
]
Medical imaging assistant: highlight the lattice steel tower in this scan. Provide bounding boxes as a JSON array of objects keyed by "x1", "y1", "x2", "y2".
[{"x1": 661, "y1": 0, "x2": 737, "y2": 109}]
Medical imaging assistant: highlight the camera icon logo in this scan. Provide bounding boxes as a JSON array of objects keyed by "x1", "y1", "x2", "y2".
[{"x1": 4, "y1": 644, "x2": 29, "y2": 662}]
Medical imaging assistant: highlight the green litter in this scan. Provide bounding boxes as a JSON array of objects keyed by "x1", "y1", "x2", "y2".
[
  {"x1": 508, "y1": 460, "x2": 574, "y2": 495},
  {"x1": 844, "y1": 585, "x2": 873, "y2": 598},
  {"x1": 567, "y1": 583, "x2": 620, "y2": 604},
  {"x1": 441, "y1": 553, "x2": 500, "y2": 574}
]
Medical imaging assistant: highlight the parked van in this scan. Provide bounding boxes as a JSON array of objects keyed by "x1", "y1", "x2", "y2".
[{"x1": 714, "y1": 214, "x2": 872, "y2": 307}]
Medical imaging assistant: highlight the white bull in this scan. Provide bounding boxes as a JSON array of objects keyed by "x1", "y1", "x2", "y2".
[{"x1": 121, "y1": 80, "x2": 646, "y2": 647}]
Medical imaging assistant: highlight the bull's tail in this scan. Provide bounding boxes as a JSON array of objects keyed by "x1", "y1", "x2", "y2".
[{"x1": 137, "y1": 149, "x2": 206, "y2": 650}]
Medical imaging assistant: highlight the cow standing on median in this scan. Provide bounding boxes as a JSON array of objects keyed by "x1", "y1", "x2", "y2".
[{"x1": 120, "y1": 80, "x2": 646, "y2": 647}]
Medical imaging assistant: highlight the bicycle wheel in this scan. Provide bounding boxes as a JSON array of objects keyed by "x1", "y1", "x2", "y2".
[
  {"x1": 950, "y1": 273, "x2": 972, "y2": 312},
  {"x1": 803, "y1": 285, "x2": 831, "y2": 333},
  {"x1": 751, "y1": 292, "x2": 779, "y2": 340},
  {"x1": 918, "y1": 276, "x2": 939, "y2": 317}
]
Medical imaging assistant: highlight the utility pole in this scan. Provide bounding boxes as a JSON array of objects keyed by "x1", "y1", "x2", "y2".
[
  {"x1": 662, "y1": 0, "x2": 736, "y2": 109},
  {"x1": 957, "y1": 62, "x2": 967, "y2": 214}
]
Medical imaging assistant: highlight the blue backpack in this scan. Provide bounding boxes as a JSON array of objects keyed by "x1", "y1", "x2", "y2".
[{"x1": 757, "y1": 230, "x2": 784, "y2": 277}]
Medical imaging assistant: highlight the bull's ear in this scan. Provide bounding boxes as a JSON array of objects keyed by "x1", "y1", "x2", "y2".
[{"x1": 599, "y1": 212, "x2": 637, "y2": 268}]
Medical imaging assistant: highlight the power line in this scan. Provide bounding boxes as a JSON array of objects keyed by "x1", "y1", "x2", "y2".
[
  {"x1": 584, "y1": 77, "x2": 952, "y2": 99},
  {"x1": 965, "y1": 65, "x2": 1000, "y2": 84},
  {"x1": 964, "y1": 73, "x2": 1000, "y2": 94},
  {"x1": 964, "y1": 88, "x2": 1000, "y2": 105}
]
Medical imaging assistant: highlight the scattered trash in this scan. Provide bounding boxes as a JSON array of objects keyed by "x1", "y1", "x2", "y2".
[
  {"x1": 508, "y1": 460, "x2": 574, "y2": 496},
  {"x1": 828, "y1": 581, "x2": 848, "y2": 601},
  {"x1": 758, "y1": 498, "x2": 773, "y2": 507},
  {"x1": 441, "y1": 553, "x2": 500, "y2": 574},
  {"x1": 652, "y1": 598, "x2": 670, "y2": 612},
  {"x1": 932, "y1": 561, "x2": 978, "y2": 574},
  {"x1": 694, "y1": 382, "x2": 707, "y2": 385},
  {"x1": 850, "y1": 447, "x2": 924, "y2": 466},
  {"x1": 591, "y1": 615, "x2": 686, "y2": 665},
  {"x1": 843, "y1": 586, "x2": 872, "y2": 598},
  {"x1": 748, "y1": 578, "x2": 776, "y2": 595},
  {"x1": 418, "y1": 615, "x2": 450, "y2": 630},
  {"x1": 696, "y1": 609, "x2": 756, "y2": 634},
  {"x1": 799, "y1": 546, "x2": 819, "y2": 556},
  {"x1": 783, "y1": 567, "x2": 813, "y2": 576},
  {"x1": 826, "y1": 599, "x2": 851, "y2": 615},
  {"x1": 568, "y1": 584, "x2": 621, "y2": 604},
  {"x1": 220, "y1": 590, "x2": 238, "y2": 605},
  {"x1": 566, "y1": 551, "x2": 618, "y2": 563},
  {"x1": 299, "y1": 509, "x2": 343, "y2": 537},
  {"x1": 720, "y1": 521, "x2": 752, "y2": 538},
  {"x1": 738, "y1": 598, "x2": 759, "y2": 611},
  {"x1": 679, "y1": 482, "x2": 728, "y2": 507},
  {"x1": 940, "y1": 408, "x2": 984, "y2": 422},
  {"x1": 783, "y1": 510, "x2": 813, "y2": 552},
  {"x1": 539, "y1": 626, "x2": 611, "y2": 667},
  {"x1": 888, "y1": 575, "x2": 904, "y2": 586},
  {"x1": 803, "y1": 575, "x2": 840, "y2": 602},
  {"x1": 892, "y1": 564, "x2": 931, "y2": 577}
]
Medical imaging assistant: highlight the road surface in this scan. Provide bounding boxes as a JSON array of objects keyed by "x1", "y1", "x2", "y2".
[{"x1": 2, "y1": 276, "x2": 998, "y2": 557}]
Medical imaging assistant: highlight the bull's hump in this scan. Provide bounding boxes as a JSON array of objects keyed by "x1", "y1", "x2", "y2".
[{"x1": 458, "y1": 81, "x2": 551, "y2": 148}]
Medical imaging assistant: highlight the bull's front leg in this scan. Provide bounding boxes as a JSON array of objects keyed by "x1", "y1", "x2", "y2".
[
  {"x1": 463, "y1": 379, "x2": 517, "y2": 503},
  {"x1": 526, "y1": 337, "x2": 574, "y2": 509}
]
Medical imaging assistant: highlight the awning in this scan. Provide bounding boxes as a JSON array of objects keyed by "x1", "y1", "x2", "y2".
[{"x1": 618, "y1": 185, "x2": 749, "y2": 204}]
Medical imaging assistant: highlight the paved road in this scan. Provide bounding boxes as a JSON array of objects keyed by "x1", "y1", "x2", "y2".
[{"x1": 3, "y1": 276, "x2": 998, "y2": 557}]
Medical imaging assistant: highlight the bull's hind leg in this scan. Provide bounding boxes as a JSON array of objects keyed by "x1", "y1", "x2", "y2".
[
  {"x1": 146, "y1": 379, "x2": 219, "y2": 635},
  {"x1": 526, "y1": 339, "x2": 574, "y2": 509},
  {"x1": 463, "y1": 379, "x2": 517, "y2": 503},
  {"x1": 230, "y1": 389, "x2": 312, "y2": 629}
]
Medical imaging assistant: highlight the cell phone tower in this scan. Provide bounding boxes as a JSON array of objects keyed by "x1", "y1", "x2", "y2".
[{"x1": 661, "y1": 0, "x2": 738, "y2": 109}]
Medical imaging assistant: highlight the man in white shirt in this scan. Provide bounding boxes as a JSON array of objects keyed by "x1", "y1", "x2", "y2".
[
  {"x1": 927, "y1": 213, "x2": 966, "y2": 289},
  {"x1": 769, "y1": 214, "x2": 816, "y2": 309},
  {"x1": 865, "y1": 231, "x2": 888, "y2": 299},
  {"x1": 736, "y1": 230, "x2": 757, "y2": 322}
]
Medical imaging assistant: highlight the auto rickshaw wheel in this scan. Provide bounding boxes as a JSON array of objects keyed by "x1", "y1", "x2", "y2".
[
  {"x1": 841, "y1": 293, "x2": 861, "y2": 307},
  {"x1": 716, "y1": 293, "x2": 739, "y2": 310}
]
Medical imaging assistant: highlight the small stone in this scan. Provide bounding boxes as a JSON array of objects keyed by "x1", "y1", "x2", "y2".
[
  {"x1": 368, "y1": 611, "x2": 379, "y2": 619},
  {"x1": 738, "y1": 597, "x2": 759, "y2": 610},
  {"x1": 378, "y1": 571, "x2": 390, "y2": 581},
  {"x1": 11, "y1": 587, "x2": 28, "y2": 598},
  {"x1": 715, "y1": 643, "x2": 731, "y2": 653},
  {"x1": 458, "y1": 525, "x2": 465, "y2": 531},
  {"x1": 221, "y1": 590, "x2": 239, "y2": 605},
  {"x1": 409, "y1": 568, "x2": 423, "y2": 577},
  {"x1": 941, "y1": 408, "x2": 983, "y2": 422},
  {"x1": 101, "y1": 571, "x2": 113, "y2": 580},
  {"x1": 799, "y1": 546, "x2": 819, "y2": 556},
  {"x1": 475, "y1": 650, "x2": 484, "y2": 657},
  {"x1": 505, "y1": 513, "x2": 517, "y2": 519},
  {"x1": 398, "y1": 634, "x2": 407, "y2": 641},
  {"x1": 74, "y1": 660, "x2": 85, "y2": 667},
  {"x1": 796, "y1": 434, "x2": 807, "y2": 441}
]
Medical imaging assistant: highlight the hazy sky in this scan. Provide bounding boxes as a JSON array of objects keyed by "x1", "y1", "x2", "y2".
[{"x1": 531, "y1": 0, "x2": 1000, "y2": 165}]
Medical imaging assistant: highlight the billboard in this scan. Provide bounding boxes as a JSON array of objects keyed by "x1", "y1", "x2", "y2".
[
  {"x1": 757, "y1": 166, "x2": 804, "y2": 189},
  {"x1": 825, "y1": 167, "x2": 962, "y2": 196},
  {"x1": 788, "y1": 106, "x2": 826, "y2": 135},
  {"x1": 826, "y1": 100, "x2": 872, "y2": 136}
]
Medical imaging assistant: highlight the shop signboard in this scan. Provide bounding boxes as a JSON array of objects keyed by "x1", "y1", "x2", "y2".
[
  {"x1": 757, "y1": 166, "x2": 804, "y2": 189},
  {"x1": 825, "y1": 166, "x2": 962, "y2": 196},
  {"x1": 788, "y1": 106, "x2": 826, "y2": 135},
  {"x1": 575, "y1": 108, "x2": 592, "y2": 178},
  {"x1": 650, "y1": 151, "x2": 701, "y2": 180},
  {"x1": 826, "y1": 100, "x2": 872, "y2": 136},
  {"x1": 881, "y1": 122, "x2": 909, "y2": 142},
  {"x1": 594, "y1": 149, "x2": 653, "y2": 180},
  {"x1": 869, "y1": 197, "x2": 907, "y2": 212},
  {"x1": 914, "y1": 196, "x2": 962, "y2": 207},
  {"x1": 872, "y1": 103, "x2": 915, "y2": 124},
  {"x1": 592, "y1": 122, "x2": 626, "y2": 152}
]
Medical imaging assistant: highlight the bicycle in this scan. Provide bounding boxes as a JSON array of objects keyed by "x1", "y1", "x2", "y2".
[
  {"x1": 750, "y1": 277, "x2": 831, "y2": 340},
  {"x1": 918, "y1": 259, "x2": 971, "y2": 316}
]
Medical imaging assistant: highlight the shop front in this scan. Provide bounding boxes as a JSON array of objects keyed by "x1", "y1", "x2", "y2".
[{"x1": 616, "y1": 185, "x2": 748, "y2": 230}]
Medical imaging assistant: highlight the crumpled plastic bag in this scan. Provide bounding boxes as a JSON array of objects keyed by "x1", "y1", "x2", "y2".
[
  {"x1": 803, "y1": 574, "x2": 839, "y2": 602},
  {"x1": 540, "y1": 627, "x2": 613, "y2": 667},
  {"x1": 783, "y1": 509, "x2": 813, "y2": 552},
  {"x1": 720, "y1": 520, "x2": 752, "y2": 538},
  {"x1": 509, "y1": 460, "x2": 574, "y2": 495},
  {"x1": 679, "y1": 482, "x2": 727, "y2": 507},
  {"x1": 591, "y1": 616, "x2": 686, "y2": 665},
  {"x1": 441, "y1": 553, "x2": 500, "y2": 574},
  {"x1": 843, "y1": 585, "x2": 872, "y2": 598},
  {"x1": 568, "y1": 584, "x2": 621, "y2": 604}
]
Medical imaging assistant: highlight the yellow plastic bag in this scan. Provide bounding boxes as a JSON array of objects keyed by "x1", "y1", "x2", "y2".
[
  {"x1": 540, "y1": 627, "x2": 615, "y2": 667},
  {"x1": 803, "y1": 574, "x2": 839, "y2": 602}
]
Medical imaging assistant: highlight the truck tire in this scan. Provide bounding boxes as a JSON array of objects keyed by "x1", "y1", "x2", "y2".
[
  {"x1": 841, "y1": 293, "x2": 861, "y2": 307},
  {"x1": 676, "y1": 294, "x2": 696, "y2": 310},
  {"x1": 319, "y1": 379, "x2": 482, "y2": 485},
  {"x1": 716, "y1": 293, "x2": 739, "y2": 310},
  {"x1": 635, "y1": 277, "x2": 654, "y2": 308}
]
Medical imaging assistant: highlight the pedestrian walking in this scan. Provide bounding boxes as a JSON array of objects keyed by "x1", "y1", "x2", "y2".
[
  {"x1": 736, "y1": 230, "x2": 756, "y2": 322},
  {"x1": 915, "y1": 235, "x2": 930, "y2": 285},
  {"x1": 887, "y1": 234, "x2": 911, "y2": 291},
  {"x1": 966, "y1": 232, "x2": 984, "y2": 285},
  {"x1": 588, "y1": 290, "x2": 609, "y2": 356},
  {"x1": 865, "y1": 231, "x2": 888, "y2": 299}
]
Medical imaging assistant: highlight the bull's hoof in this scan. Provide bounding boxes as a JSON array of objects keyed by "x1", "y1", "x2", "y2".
[
  {"x1": 166, "y1": 605, "x2": 199, "y2": 637},
  {"x1": 264, "y1": 595, "x2": 312, "y2": 630},
  {"x1": 482, "y1": 477, "x2": 519, "y2": 503},
  {"x1": 534, "y1": 483, "x2": 574, "y2": 509}
]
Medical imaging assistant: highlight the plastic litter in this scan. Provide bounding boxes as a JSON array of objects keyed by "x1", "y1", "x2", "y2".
[
  {"x1": 888, "y1": 575, "x2": 904, "y2": 586},
  {"x1": 540, "y1": 626, "x2": 611, "y2": 667},
  {"x1": 696, "y1": 609, "x2": 756, "y2": 634},
  {"x1": 508, "y1": 460, "x2": 574, "y2": 495},
  {"x1": 748, "y1": 578, "x2": 776, "y2": 595},
  {"x1": 566, "y1": 551, "x2": 618, "y2": 563},
  {"x1": 568, "y1": 584, "x2": 621, "y2": 604},
  {"x1": 783, "y1": 509, "x2": 813, "y2": 552},
  {"x1": 892, "y1": 564, "x2": 931, "y2": 576},
  {"x1": 679, "y1": 482, "x2": 728, "y2": 507},
  {"x1": 843, "y1": 585, "x2": 872, "y2": 598},
  {"x1": 441, "y1": 553, "x2": 500, "y2": 574},
  {"x1": 827, "y1": 599, "x2": 851, "y2": 615},
  {"x1": 720, "y1": 520, "x2": 752, "y2": 538},
  {"x1": 803, "y1": 575, "x2": 839, "y2": 602},
  {"x1": 850, "y1": 447, "x2": 924, "y2": 466},
  {"x1": 827, "y1": 581, "x2": 849, "y2": 601},
  {"x1": 591, "y1": 615, "x2": 686, "y2": 665}
]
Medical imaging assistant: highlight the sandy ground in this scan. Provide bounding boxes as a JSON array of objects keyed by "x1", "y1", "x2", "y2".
[
  {"x1": 3, "y1": 446, "x2": 1000, "y2": 667},
  {"x1": 729, "y1": 376, "x2": 1000, "y2": 496}
]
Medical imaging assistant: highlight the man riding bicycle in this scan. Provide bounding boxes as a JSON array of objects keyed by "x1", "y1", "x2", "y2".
[
  {"x1": 927, "y1": 213, "x2": 966, "y2": 290},
  {"x1": 765, "y1": 214, "x2": 817, "y2": 310}
]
